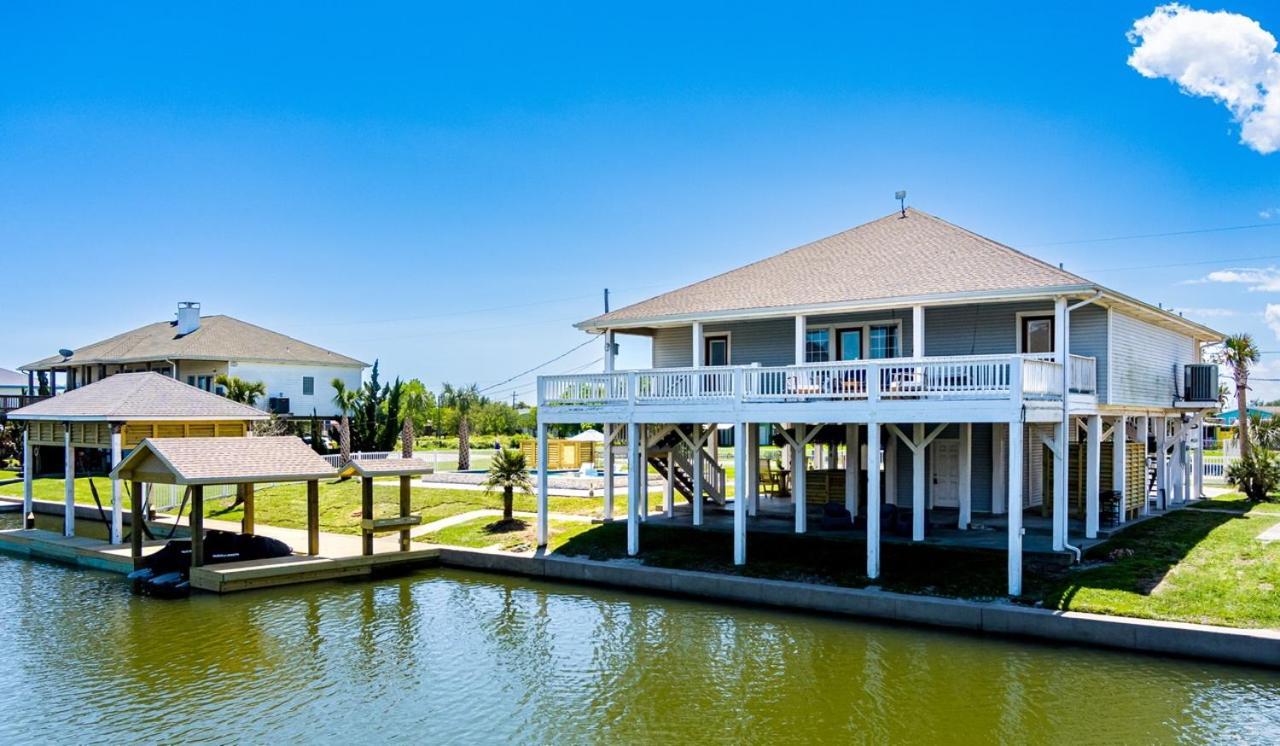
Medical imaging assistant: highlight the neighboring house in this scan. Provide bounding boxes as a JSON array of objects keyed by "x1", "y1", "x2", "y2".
[
  {"x1": 0, "y1": 368, "x2": 27, "y2": 396},
  {"x1": 19, "y1": 302, "x2": 367, "y2": 418},
  {"x1": 534, "y1": 208, "x2": 1222, "y2": 596},
  {"x1": 1214, "y1": 407, "x2": 1279, "y2": 425}
]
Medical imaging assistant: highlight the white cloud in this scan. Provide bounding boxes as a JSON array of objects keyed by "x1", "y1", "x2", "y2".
[
  {"x1": 1127, "y1": 4, "x2": 1280, "y2": 154},
  {"x1": 1194, "y1": 266, "x2": 1280, "y2": 291},
  {"x1": 1262, "y1": 208, "x2": 1278, "y2": 219}
]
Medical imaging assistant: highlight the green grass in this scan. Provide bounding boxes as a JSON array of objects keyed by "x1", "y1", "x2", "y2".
[
  {"x1": 544, "y1": 508, "x2": 1280, "y2": 628},
  {"x1": 1185, "y1": 491, "x2": 1280, "y2": 516},
  {"x1": 418, "y1": 516, "x2": 594, "y2": 552}
]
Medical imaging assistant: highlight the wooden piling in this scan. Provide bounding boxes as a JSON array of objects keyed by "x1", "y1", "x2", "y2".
[
  {"x1": 190, "y1": 485, "x2": 205, "y2": 567},
  {"x1": 130, "y1": 480, "x2": 143, "y2": 566},
  {"x1": 240, "y1": 483, "x2": 255, "y2": 535},
  {"x1": 361, "y1": 477, "x2": 374, "y2": 556},
  {"x1": 399, "y1": 475, "x2": 411, "y2": 552},
  {"x1": 307, "y1": 479, "x2": 320, "y2": 556}
]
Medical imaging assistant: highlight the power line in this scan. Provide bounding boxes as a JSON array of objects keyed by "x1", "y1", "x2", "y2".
[
  {"x1": 1081, "y1": 253, "x2": 1280, "y2": 273},
  {"x1": 478, "y1": 335, "x2": 601, "y2": 394},
  {"x1": 1027, "y1": 221, "x2": 1280, "y2": 249}
]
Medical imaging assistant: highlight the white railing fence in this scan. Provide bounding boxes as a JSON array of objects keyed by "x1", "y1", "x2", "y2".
[
  {"x1": 320, "y1": 451, "x2": 401, "y2": 468},
  {"x1": 1069, "y1": 354, "x2": 1097, "y2": 394}
]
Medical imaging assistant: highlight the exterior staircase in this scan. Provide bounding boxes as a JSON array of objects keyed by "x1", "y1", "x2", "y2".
[{"x1": 646, "y1": 426, "x2": 726, "y2": 505}]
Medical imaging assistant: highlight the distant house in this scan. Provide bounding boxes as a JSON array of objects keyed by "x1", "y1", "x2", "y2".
[
  {"x1": 19, "y1": 302, "x2": 367, "y2": 418},
  {"x1": 1215, "y1": 407, "x2": 1280, "y2": 425},
  {"x1": 0, "y1": 368, "x2": 26, "y2": 397}
]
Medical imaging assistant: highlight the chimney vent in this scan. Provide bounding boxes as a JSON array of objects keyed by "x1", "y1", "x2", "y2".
[{"x1": 176, "y1": 301, "x2": 201, "y2": 335}]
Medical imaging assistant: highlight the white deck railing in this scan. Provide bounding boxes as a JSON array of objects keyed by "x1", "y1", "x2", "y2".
[{"x1": 539, "y1": 354, "x2": 1096, "y2": 408}]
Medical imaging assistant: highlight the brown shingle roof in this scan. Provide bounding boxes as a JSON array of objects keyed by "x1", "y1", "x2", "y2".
[
  {"x1": 22, "y1": 314, "x2": 367, "y2": 371},
  {"x1": 111, "y1": 436, "x2": 337, "y2": 485},
  {"x1": 580, "y1": 209, "x2": 1093, "y2": 329},
  {"x1": 6, "y1": 372, "x2": 270, "y2": 421},
  {"x1": 339, "y1": 458, "x2": 435, "y2": 478}
]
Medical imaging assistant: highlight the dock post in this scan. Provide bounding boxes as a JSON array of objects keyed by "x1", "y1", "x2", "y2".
[
  {"x1": 536, "y1": 422, "x2": 549, "y2": 547},
  {"x1": 240, "y1": 483, "x2": 255, "y2": 535},
  {"x1": 307, "y1": 480, "x2": 320, "y2": 556},
  {"x1": 190, "y1": 485, "x2": 205, "y2": 568},
  {"x1": 361, "y1": 477, "x2": 374, "y2": 556},
  {"x1": 22, "y1": 427, "x2": 32, "y2": 524},
  {"x1": 110, "y1": 424, "x2": 122, "y2": 544},
  {"x1": 130, "y1": 480, "x2": 144, "y2": 566},
  {"x1": 399, "y1": 475, "x2": 411, "y2": 552},
  {"x1": 64, "y1": 426, "x2": 75, "y2": 537}
]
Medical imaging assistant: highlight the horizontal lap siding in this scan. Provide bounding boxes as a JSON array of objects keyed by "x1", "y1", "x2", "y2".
[
  {"x1": 888, "y1": 423, "x2": 993, "y2": 512},
  {"x1": 651, "y1": 327, "x2": 693, "y2": 368},
  {"x1": 923, "y1": 301, "x2": 1052, "y2": 356},
  {"x1": 1070, "y1": 305, "x2": 1108, "y2": 402},
  {"x1": 1110, "y1": 312, "x2": 1196, "y2": 407}
]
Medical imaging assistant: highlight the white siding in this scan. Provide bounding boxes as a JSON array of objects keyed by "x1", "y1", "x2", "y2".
[
  {"x1": 1110, "y1": 312, "x2": 1197, "y2": 407},
  {"x1": 228, "y1": 361, "x2": 363, "y2": 417}
]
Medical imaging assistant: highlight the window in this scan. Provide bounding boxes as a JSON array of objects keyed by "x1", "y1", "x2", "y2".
[
  {"x1": 1021, "y1": 316, "x2": 1054, "y2": 354},
  {"x1": 302, "y1": 376, "x2": 315, "y2": 396},
  {"x1": 869, "y1": 325, "x2": 898, "y2": 359},
  {"x1": 804, "y1": 329, "x2": 830, "y2": 363}
]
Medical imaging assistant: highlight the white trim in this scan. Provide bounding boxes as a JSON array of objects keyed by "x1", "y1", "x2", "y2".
[
  {"x1": 701, "y1": 331, "x2": 732, "y2": 366},
  {"x1": 1106, "y1": 306, "x2": 1114, "y2": 405},
  {"x1": 1014, "y1": 310, "x2": 1056, "y2": 354}
]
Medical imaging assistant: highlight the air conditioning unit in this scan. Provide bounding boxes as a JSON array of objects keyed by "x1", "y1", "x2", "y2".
[
  {"x1": 1183, "y1": 364, "x2": 1218, "y2": 403},
  {"x1": 267, "y1": 397, "x2": 290, "y2": 415}
]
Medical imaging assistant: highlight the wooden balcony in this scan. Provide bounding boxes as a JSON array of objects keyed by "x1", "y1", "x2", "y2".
[
  {"x1": 0, "y1": 394, "x2": 48, "y2": 415},
  {"x1": 537, "y1": 354, "x2": 1097, "y2": 424}
]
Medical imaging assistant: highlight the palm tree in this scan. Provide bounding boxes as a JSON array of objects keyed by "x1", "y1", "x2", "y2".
[
  {"x1": 441, "y1": 382, "x2": 481, "y2": 470},
  {"x1": 483, "y1": 448, "x2": 533, "y2": 521},
  {"x1": 399, "y1": 379, "x2": 432, "y2": 458},
  {"x1": 331, "y1": 378, "x2": 359, "y2": 464},
  {"x1": 1223, "y1": 334, "x2": 1261, "y2": 458},
  {"x1": 214, "y1": 374, "x2": 266, "y2": 406}
]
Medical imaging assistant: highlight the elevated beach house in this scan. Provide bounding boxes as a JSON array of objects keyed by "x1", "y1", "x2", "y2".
[
  {"x1": 16, "y1": 302, "x2": 367, "y2": 418},
  {"x1": 533, "y1": 208, "x2": 1222, "y2": 595}
]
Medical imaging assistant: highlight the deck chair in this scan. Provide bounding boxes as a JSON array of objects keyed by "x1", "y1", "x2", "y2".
[{"x1": 758, "y1": 458, "x2": 784, "y2": 497}]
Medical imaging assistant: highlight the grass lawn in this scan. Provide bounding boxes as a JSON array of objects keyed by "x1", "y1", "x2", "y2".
[
  {"x1": 537, "y1": 505, "x2": 1280, "y2": 628},
  {"x1": 1186, "y1": 491, "x2": 1280, "y2": 516},
  {"x1": 417, "y1": 516, "x2": 594, "y2": 552}
]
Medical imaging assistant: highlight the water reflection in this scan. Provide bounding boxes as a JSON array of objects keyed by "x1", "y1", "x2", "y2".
[{"x1": 0, "y1": 544, "x2": 1276, "y2": 743}]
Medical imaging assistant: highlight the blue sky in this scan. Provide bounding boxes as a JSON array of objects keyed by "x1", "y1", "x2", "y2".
[{"x1": 3, "y1": 2, "x2": 1279, "y2": 402}]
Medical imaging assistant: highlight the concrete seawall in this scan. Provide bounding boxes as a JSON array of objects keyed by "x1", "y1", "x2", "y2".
[{"x1": 436, "y1": 547, "x2": 1280, "y2": 670}]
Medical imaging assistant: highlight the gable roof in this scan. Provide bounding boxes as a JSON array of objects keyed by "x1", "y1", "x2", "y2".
[
  {"x1": 0, "y1": 367, "x2": 25, "y2": 387},
  {"x1": 21, "y1": 314, "x2": 367, "y2": 371},
  {"x1": 111, "y1": 436, "x2": 336, "y2": 485},
  {"x1": 339, "y1": 457, "x2": 435, "y2": 478},
  {"x1": 578, "y1": 209, "x2": 1217, "y2": 340},
  {"x1": 6, "y1": 372, "x2": 270, "y2": 422}
]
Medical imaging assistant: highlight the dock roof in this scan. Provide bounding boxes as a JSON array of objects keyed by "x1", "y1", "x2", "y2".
[
  {"x1": 339, "y1": 458, "x2": 435, "y2": 478},
  {"x1": 6, "y1": 372, "x2": 269, "y2": 422},
  {"x1": 111, "y1": 436, "x2": 337, "y2": 485}
]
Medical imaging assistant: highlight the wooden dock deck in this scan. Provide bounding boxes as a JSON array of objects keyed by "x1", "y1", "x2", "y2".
[{"x1": 0, "y1": 527, "x2": 442, "y2": 594}]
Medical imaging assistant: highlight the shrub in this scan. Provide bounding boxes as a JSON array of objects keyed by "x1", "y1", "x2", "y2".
[{"x1": 1226, "y1": 448, "x2": 1280, "y2": 502}]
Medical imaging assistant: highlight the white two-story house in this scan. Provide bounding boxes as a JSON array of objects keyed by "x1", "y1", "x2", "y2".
[
  {"x1": 533, "y1": 208, "x2": 1221, "y2": 596},
  {"x1": 20, "y1": 302, "x2": 367, "y2": 418}
]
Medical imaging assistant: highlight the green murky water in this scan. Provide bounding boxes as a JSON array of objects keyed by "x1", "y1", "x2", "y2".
[{"x1": 0, "y1": 515, "x2": 1277, "y2": 743}]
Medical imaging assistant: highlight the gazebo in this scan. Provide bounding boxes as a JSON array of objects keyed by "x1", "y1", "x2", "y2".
[
  {"x1": 339, "y1": 458, "x2": 435, "y2": 554},
  {"x1": 7, "y1": 372, "x2": 268, "y2": 542},
  {"x1": 111, "y1": 436, "x2": 337, "y2": 566}
]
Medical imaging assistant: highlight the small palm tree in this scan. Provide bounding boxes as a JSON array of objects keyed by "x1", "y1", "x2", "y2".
[
  {"x1": 214, "y1": 374, "x2": 266, "y2": 406},
  {"x1": 441, "y1": 382, "x2": 481, "y2": 470},
  {"x1": 400, "y1": 379, "x2": 431, "y2": 459},
  {"x1": 1223, "y1": 334, "x2": 1261, "y2": 458},
  {"x1": 483, "y1": 448, "x2": 533, "y2": 521},
  {"x1": 331, "y1": 378, "x2": 359, "y2": 464}
]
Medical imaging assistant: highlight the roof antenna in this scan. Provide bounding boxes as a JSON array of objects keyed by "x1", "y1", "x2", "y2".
[{"x1": 895, "y1": 190, "x2": 907, "y2": 218}]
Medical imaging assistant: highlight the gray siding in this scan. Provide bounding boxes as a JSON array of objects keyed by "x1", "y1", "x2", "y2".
[
  {"x1": 886, "y1": 423, "x2": 993, "y2": 513},
  {"x1": 1070, "y1": 305, "x2": 1108, "y2": 402},
  {"x1": 923, "y1": 301, "x2": 1053, "y2": 356},
  {"x1": 1110, "y1": 311, "x2": 1197, "y2": 406}
]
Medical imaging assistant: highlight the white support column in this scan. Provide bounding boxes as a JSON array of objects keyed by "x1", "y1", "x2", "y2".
[
  {"x1": 638, "y1": 425, "x2": 649, "y2": 522},
  {"x1": 1007, "y1": 420, "x2": 1025, "y2": 596},
  {"x1": 603, "y1": 424, "x2": 616, "y2": 521},
  {"x1": 991, "y1": 423, "x2": 1007, "y2": 514},
  {"x1": 691, "y1": 321, "x2": 703, "y2": 368},
  {"x1": 22, "y1": 428, "x2": 33, "y2": 522},
  {"x1": 691, "y1": 424, "x2": 704, "y2": 526},
  {"x1": 663, "y1": 450, "x2": 675, "y2": 518},
  {"x1": 1051, "y1": 417, "x2": 1068, "y2": 551},
  {"x1": 912, "y1": 304, "x2": 925, "y2": 357},
  {"x1": 1085, "y1": 414, "x2": 1101, "y2": 540},
  {"x1": 627, "y1": 421, "x2": 640, "y2": 556},
  {"x1": 1193, "y1": 417, "x2": 1205, "y2": 499},
  {"x1": 794, "y1": 423, "x2": 808, "y2": 533},
  {"x1": 1155, "y1": 417, "x2": 1167, "y2": 511},
  {"x1": 603, "y1": 330, "x2": 616, "y2": 373},
  {"x1": 958, "y1": 423, "x2": 972, "y2": 530},
  {"x1": 747, "y1": 424, "x2": 760, "y2": 517},
  {"x1": 1181, "y1": 430, "x2": 1193, "y2": 503},
  {"x1": 845, "y1": 423, "x2": 859, "y2": 517},
  {"x1": 866, "y1": 423, "x2": 881, "y2": 579},
  {"x1": 912, "y1": 423, "x2": 926, "y2": 541},
  {"x1": 1136, "y1": 416, "x2": 1150, "y2": 515},
  {"x1": 110, "y1": 424, "x2": 123, "y2": 545},
  {"x1": 63, "y1": 426, "x2": 75, "y2": 537},
  {"x1": 794, "y1": 315, "x2": 806, "y2": 365},
  {"x1": 536, "y1": 422, "x2": 549, "y2": 547},
  {"x1": 733, "y1": 421, "x2": 747, "y2": 566},
  {"x1": 1111, "y1": 416, "x2": 1127, "y2": 525}
]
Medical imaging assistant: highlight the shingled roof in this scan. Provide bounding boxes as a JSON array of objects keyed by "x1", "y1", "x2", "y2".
[
  {"x1": 580, "y1": 209, "x2": 1096, "y2": 329},
  {"x1": 6, "y1": 372, "x2": 270, "y2": 421},
  {"x1": 111, "y1": 436, "x2": 336, "y2": 485},
  {"x1": 22, "y1": 314, "x2": 367, "y2": 371}
]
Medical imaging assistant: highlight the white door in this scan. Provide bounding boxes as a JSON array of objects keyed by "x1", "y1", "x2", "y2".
[{"x1": 930, "y1": 440, "x2": 960, "y2": 507}]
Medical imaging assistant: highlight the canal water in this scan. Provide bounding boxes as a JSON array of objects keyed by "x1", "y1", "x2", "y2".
[{"x1": 1, "y1": 519, "x2": 1278, "y2": 742}]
